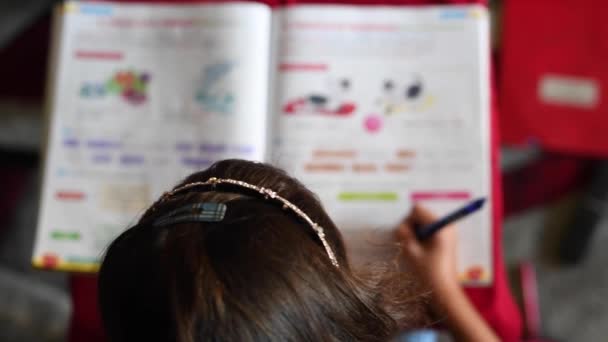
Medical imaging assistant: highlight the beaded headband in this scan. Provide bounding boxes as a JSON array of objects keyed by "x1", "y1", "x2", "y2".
[{"x1": 157, "y1": 177, "x2": 339, "y2": 268}]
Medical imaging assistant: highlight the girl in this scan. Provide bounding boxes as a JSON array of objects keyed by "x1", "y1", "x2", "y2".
[{"x1": 98, "y1": 159, "x2": 499, "y2": 341}]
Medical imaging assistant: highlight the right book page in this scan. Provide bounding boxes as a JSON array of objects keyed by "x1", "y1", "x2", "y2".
[{"x1": 271, "y1": 5, "x2": 492, "y2": 285}]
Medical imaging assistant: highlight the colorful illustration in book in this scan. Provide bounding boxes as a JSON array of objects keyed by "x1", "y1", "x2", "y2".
[
  {"x1": 376, "y1": 74, "x2": 434, "y2": 115},
  {"x1": 283, "y1": 78, "x2": 356, "y2": 117},
  {"x1": 364, "y1": 114, "x2": 383, "y2": 133},
  {"x1": 40, "y1": 252, "x2": 60, "y2": 269},
  {"x1": 195, "y1": 61, "x2": 236, "y2": 114},
  {"x1": 463, "y1": 265, "x2": 486, "y2": 282},
  {"x1": 80, "y1": 70, "x2": 150, "y2": 105}
]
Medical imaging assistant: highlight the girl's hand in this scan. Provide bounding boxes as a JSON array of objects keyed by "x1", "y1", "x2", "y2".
[
  {"x1": 396, "y1": 204, "x2": 459, "y2": 290},
  {"x1": 397, "y1": 205, "x2": 501, "y2": 341}
]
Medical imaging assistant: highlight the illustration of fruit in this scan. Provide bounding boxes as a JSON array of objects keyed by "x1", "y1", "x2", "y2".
[
  {"x1": 106, "y1": 78, "x2": 121, "y2": 93},
  {"x1": 466, "y1": 265, "x2": 484, "y2": 281},
  {"x1": 115, "y1": 71, "x2": 135, "y2": 88},
  {"x1": 42, "y1": 253, "x2": 60, "y2": 269},
  {"x1": 364, "y1": 114, "x2": 383, "y2": 133},
  {"x1": 82, "y1": 70, "x2": 150, "y2": 105},
  {"x1": 140, "y1": 72, "x2": 150, "y2": 83}
]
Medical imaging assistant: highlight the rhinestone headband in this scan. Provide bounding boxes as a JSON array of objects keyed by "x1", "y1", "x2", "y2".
[{"x1": 159, "y1": 177, "x2": 339, "y2": 268}]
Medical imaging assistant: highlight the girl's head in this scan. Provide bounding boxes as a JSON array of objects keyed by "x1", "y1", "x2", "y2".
[{"x1": 99, "y1": 159, "x2": 429, "y2": 342}]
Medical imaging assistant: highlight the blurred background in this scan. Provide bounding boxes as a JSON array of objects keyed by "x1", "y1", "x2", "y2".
[{"x1": 1, "y1": 0, "x2": 607, "y2": 341}]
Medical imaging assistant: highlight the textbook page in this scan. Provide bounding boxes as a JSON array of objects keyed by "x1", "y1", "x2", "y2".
[
  {"x1": 33, "y1": 1, "x2": 272, "y2": 272},
  {"x1": 272, "y1": 5, "x2": 492, "y2": 285}
]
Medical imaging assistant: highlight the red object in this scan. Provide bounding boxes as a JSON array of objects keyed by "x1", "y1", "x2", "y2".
[
  {"x1": 502, "y1": 152, "x2": 592, "y2": 216},
  {"x1": 283, "y1": 98, "x2": 356, "y2": 116},
  {"x1": 465, "y1": 69, "x2": 522, "y2": 341},
  {"x1": 68, "y1": 276, "x2": 106, "y2": 342},
  {"x1": 55, "y1": 191, "x2": 86, "y2": 201},
  {"x1": 283, "y1": 98, "x2": 307, "y2": 113},
  {"x1": 68, "y1": 1, "x2": 522, "y2": 341},
  {"x1": 0, "y1": 167, "x2": 31, "y2": 236},
  {"x1": 500, "y1": 0, "x2": 608, "y2": 156},
  {"x1": 335, "y1": 103, "x2": 356, "y2": 115},
  {"x1": 411, "y1": 191, "x2": 471, "y2": 201},
  {"x1": 466, "y1": 265, "x2": 484, "y2": 281},
  {"x1": 520, "y1": 262, "x2": 541, "y2": 339},
  {"x1": 280, "y1": 63, "x2": 328, "y2": 71},
  {"x1": 42, "y1": 253, "x2": 60, "y2": 269},
  {"x1": 75, "y1": 50, "x2": 124, "y2": 60},
  {"x1": 0, "y1": 15, "x2": 51, "y2": 101}
]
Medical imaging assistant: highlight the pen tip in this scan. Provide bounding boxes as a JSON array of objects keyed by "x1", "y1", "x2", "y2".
[{"x1": 474, "y1": 198, "x2": 486, "y2": 208}]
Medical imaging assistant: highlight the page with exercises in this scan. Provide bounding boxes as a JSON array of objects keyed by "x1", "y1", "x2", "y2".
[
  {"x1": 33, "y1": 1, "x2": 272, "y2": 271},
  {"x1": 271, "y1": 5, "x2": 492, "y2": 284}
]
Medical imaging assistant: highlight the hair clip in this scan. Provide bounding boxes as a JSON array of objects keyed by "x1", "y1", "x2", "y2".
[
  {"x1": 158, "y1": 177, "x2": 340, "y2": 268},
  {"x1": 153, "y1": 202, "x2": 226, "y2": 227}
]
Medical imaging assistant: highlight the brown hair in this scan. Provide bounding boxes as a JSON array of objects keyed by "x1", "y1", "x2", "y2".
[{"x1": 98, "y1": 159, "x2": 430, "y2": 342}]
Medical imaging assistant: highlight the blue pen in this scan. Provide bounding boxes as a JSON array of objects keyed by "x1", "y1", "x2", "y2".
[{"x1": 415, "y1": 198, "x2": 486, "y2": 241}]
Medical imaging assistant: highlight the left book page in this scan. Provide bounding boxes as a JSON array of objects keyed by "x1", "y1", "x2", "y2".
[{"x1": 33, "y1": 1, "x2": 272, "y2": 272}]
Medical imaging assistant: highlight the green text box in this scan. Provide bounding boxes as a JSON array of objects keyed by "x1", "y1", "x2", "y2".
[{"x1": 338, "y1": 192, "x2": 398, "y2": 202}]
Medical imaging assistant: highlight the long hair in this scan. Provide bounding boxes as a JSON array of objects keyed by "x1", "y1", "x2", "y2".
[{"x1": 98, "y1": 159, "x2": 431, "y2": 342}]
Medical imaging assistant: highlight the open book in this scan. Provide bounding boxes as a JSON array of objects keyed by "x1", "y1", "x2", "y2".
[{"x1": 33, "y1": 1, "x2": 492, "y2": 285}]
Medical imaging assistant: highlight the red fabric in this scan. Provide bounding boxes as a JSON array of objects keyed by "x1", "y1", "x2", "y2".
[
  {"x1": 500, "y1": 0, "x2": 608, "y2": 156},
  {"x1": 0, "y1": 167, "x2": 30, "y2": 235},
  {"x1": 0, "y1": 15, "x2": 51, "y2": 101},
  {"x1": 503, "y1": 153, "x2": 591, "y2": 216},
  {"x1": 0, "y1": 15, "x2": 51, "y2": 100},
  {"x1": 468, "y1": 71, "x2": 522, "y2": 341},
  {"x1": 68, "y1": 276, "x2": 106, "y2": 342},
  {"x1": 67, "y1": 1, "x2": 522, "y2": 341}
]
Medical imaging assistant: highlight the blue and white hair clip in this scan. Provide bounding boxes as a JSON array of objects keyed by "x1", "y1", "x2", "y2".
[{"x1": 153, "y1": 202, "x2": 227, "y2": 227}]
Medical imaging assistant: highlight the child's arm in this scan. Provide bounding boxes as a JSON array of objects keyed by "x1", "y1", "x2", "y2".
[{"x1": 397, "y1": 205, "x2": 500, "y2": 342}]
